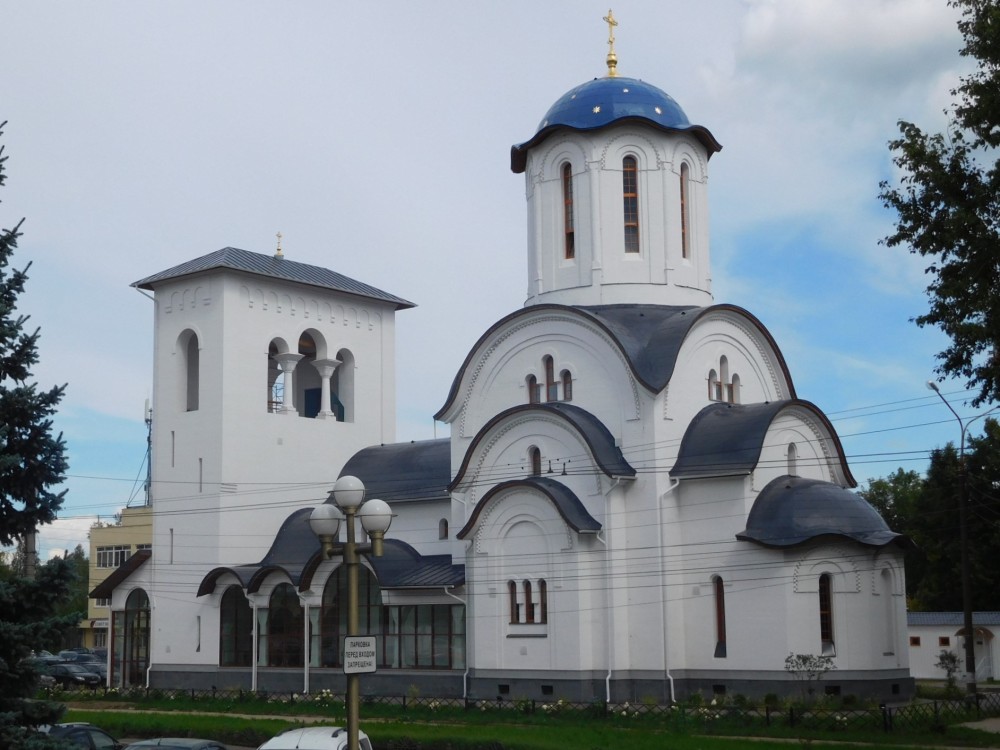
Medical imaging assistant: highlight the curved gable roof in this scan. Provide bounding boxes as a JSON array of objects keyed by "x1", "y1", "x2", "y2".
[
  {"x1": 457, "y1": 476, "x2": 602, "y2": 540},
  {"x1": 198, "y1": 507, "x2": 321, "y2": 596},
  {"x1": 435, "y1": 303, "x2": 794, "y2": 420},
  {"x1": 450, "y1": 402, "x2": 635, "y2": 492},
  {"x1": 132, "y1": 246, "x2": 415, "y2": 310},
  {"x1": 341, "y1": 439, "x2": 450, "y2": 503},
  {"x1": 736, "y1": 475, "x2": 907, "y2": 549},
  {"x1": 671, "y1": 400, "x2": 856, "y2": 486},
  {"x1": 198, "y1": 505, "x2": 463, "y2": 596}
]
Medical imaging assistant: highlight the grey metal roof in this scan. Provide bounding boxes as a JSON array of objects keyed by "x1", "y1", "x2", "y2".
[
  {"x1": 457, "y1": 476, "x2": 602, "y2": 540},
  {"x1": 89, "y1": 549, "x2": 151, "y2": 599},
  {"x1": 368, "y1": 539, "x2": 465, "y2": 588},
  {"x1": 435, "y1": 303, "x2": 795, "y2": 419},
  {"x1": 132, "y1": 246, "x2": 415, "y2": 310},
  {"x1": 197, "y1": 506, "x2": 463, "y2": 596},
  {"x1": 671, "y1": 401, "x2": 856, "y2": 486},
  {"x1": 907, "y1": 612, "x2": 1000, "y2": 627},
  {"x1": 450, "y1": 402, "x2": 635, "y2": 491},
  {"x1": 736, "y1": 475, "x2": 907, "y2": 549},
  {"x1": 340, "y1": 439, "x2": 451, "y2": 503}
]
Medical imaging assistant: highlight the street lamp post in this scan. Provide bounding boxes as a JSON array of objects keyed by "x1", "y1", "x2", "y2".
[
  {"x1": 926, "y1": 381, "x2": 998, "y2": 695},
  {"x1": 310, "y1": 476, "x2": 393, "y2": 750}
]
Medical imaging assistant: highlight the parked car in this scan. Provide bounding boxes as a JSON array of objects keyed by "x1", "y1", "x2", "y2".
[
  {"x1": 257, "y1": 727, "x2": 371, "y2": 750},
  {"x1": 125, "y1": 740, "x2": 228, "y2": 750},
  {"x1": 71, "y1": 654, "x2": 109, "y2": 679},
  {"x1": 41, "y1": 722, "x2": 123, "y2": 749},
  {"x1": 45, "y1": 662, "x2": 102, "y2": 688}
]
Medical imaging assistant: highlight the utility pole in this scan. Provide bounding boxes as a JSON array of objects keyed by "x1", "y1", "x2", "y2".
[{"x1": 926, "y1": 381, "x2": 999, "y2": 694}]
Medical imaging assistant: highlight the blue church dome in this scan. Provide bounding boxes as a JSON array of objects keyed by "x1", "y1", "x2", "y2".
[
  {"x1": 539, "y1": 76, "x2": 690, "y2": 132},
  {"x1": 511, "y1": 76, "x2": 721, "y2": 173}
]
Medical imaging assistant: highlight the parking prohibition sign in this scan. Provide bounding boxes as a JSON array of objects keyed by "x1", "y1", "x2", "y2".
[{"x1": 343, "y1": 636, "x2": 377, "y2": 674}]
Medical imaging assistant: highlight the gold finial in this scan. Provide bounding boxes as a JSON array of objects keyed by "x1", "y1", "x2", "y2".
[
  {"x1": 603, "y1": 9, "x2": 618, "y2": 77},
  {"x1": 275, "y1": 231, "x2": 284, "y2": 258}
]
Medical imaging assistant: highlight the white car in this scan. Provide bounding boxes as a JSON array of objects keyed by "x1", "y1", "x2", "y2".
[{"x1": 257, "y1": 727, "x2": 371, "y2": 750}]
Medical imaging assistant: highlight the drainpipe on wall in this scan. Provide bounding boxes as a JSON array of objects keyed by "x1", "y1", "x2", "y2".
[
  {"x1": 443, "y1": 586, "x2": 469, "y2": 699},
  {"x1": 251, "y1": 601, "x2": 259, "y2": 693},
  {"x1": 600, "y1": 477, "x2": 623, "y2": 704},
  {"x1": 145, "y1": 592, "x2": 156, "y2": 689},
  {"x1": 302, "y1": 600, "x2": 310, "y2": 695},
  {"x1": 659, "y1": 477, "x2": 681, "y2": 704}
]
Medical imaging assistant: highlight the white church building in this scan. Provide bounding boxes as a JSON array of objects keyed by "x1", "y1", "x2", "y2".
[{"x1": 94, "y1": 41, "x2": 912, "y2": 702}]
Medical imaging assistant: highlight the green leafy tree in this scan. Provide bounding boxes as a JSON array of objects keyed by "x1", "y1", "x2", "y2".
[
  {"x1": 879, "y1": 0, "x2": 1000, "y2": 406},
  {"x1": 0, "y1": 122, "x2": 78, "y2": 749},
  {"x1": 864, "y1": 419, "x2": 1000, "y2": 611}
]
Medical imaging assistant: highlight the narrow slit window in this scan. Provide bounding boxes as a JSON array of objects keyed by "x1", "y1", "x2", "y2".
[
  {"x1": 508, "y1": 580, "x2": 519, "y2": 624},
  {"x1": 713, "y1": 576, "x2": 727, "y2": 658},
  {"x1": 562, "y1": 163, "x2": 575, "y2": 260},
  {"x1": 561, "y1": 370, "x2": 573, "y2": 401},
  {"x1": 544, "y1": 356, "x2": 557, "y2": 402},
  {"x1": 524, "y1": 580, "x2": 534, "y2": 624},
  {"x1": 623, "y1": 156, "x2": 639, "y2": 253},
  {"x1": 529, "y1": 447, "x2": 542, "y2": 477},
  {"x1": 819, "y1": 573, "x2": 834, "y2": 653},
  {"x1": 680, "y1": 162, "x2": 691, "y2": 259},
  {"x1": 539, "y1": 580, "x2": 548, "y2": 624},
  {"x1": 526, "y1": 374, "x2": 540, "y2": 404}
]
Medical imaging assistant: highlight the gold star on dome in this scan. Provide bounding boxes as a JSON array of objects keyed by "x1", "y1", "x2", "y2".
[{"x1": 593, "y1": 106, "x2": 601, "y2": 114}]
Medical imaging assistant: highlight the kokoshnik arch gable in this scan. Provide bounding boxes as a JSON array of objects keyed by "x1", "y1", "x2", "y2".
[{"x1": 93, "y1": 18, "x2": 911, "y2": 701}]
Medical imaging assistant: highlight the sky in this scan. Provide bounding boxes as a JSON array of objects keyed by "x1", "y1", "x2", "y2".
[{"x1": 0, "y1": 0, "x2": 988, "y2": 560}]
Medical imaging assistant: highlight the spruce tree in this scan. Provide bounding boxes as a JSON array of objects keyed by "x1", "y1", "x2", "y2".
[{"x1": 0, "y1": 122, "x2": 79, "y2": 749}]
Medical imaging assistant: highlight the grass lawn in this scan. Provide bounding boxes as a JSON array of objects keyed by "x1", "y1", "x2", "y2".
[{"x1": 62, "y1": 706, "x2": 1000, "y2": 750}]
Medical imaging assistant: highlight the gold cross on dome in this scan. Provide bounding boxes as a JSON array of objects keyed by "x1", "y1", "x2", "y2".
[{"x1": 603, "y1": 9, "x2": 619, "y2": 77}]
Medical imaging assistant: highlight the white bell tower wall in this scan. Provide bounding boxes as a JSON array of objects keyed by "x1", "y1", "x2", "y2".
[{"x1": 146, "y1": 268, "x2": 399, "y2": 568}]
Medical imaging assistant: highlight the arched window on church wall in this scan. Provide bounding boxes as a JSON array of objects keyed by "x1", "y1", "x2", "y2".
[
  {"x1": 266, "y1": 583, "x2": 303, "y2": 667},
  {"x1": 623, "y1": 156, "x2": 640, "y2": 253},
  {"x1": 538, "y1": 579, "x2": 548, "y2": 624},
  {"x1": 562, "y1": 162, "x2": 575, "y2": 260},
  {"x1": 708, "y1": 369, "x2": 721, "y2": 401},
  {"x1": 507, "y1": 580, "x2": 519, "y2": 624},
  {"x1": 680, "y1": 162, "x2": 691, "y2": 259},
  {"x1": 529, "y1": 447, "x2": 541, "y2": 477},
  {"x1": 787, "y1": 443, "x2": 798, "y2": 476},
  {"x1": 296, "y1": 332, "x2": 320, "y2": 418},
  {"x1": 713, "y1": 576, "x2": 727, "y2": 658},
  {"x1": 819, "y1": 573, "x2": 835, "y2": 654},
  {"x1": 321, "y1": 566, "x2": 381, "y2": 668},
  {"x1": 523, "y1": 580, "x2": 535, "y2": 623},
  {"x1": 267, "y1": 341, "x2": 283, "y2": 413},
  {"x1": 178, "y1": 330, "x2": 199, "y2": 412},
  {"x1": 880, "y1": 568, "x2": 895, "y2": 656},
  {"x1": 438, "y1": 518, "x2": 449, "y2": 540},
  {"x1": 220, "y1": 585, "x2": 252, "y2": 667},
  {"x1": 544, "y1": 356, "x2": 557, "y2": 401},
  {"x1": 526, "y1": 374, "x2": 539, "y2": 404},
  {"x1": 561, "y1": 369, "x2": 573, "y2": 401}
]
